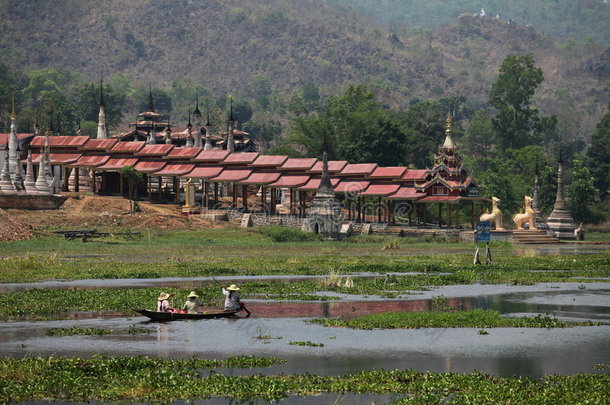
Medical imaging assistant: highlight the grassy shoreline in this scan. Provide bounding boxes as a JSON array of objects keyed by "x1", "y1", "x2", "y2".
[{"x1": 0, "y1": 356, "x2": 607, "y2": 403}]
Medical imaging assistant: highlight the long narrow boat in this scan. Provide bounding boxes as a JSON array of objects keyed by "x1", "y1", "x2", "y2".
[{"x1": 135, "y1": 309, "x2": 240, "y2": 321}]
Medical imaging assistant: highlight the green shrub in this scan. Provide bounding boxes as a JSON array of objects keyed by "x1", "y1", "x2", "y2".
[{"x1": 259, "y1": 226, "x2": 323, "y2": 242}]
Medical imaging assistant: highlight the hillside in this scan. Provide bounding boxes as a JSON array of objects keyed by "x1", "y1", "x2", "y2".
[{"x1": 0, "y1": 0, "x2": 608, "y2": 138}]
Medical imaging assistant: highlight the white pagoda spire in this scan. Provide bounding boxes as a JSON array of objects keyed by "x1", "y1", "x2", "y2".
[
  {"x1": 0, "y1": 148, "x2": 16, "y2": 194},
  {"x1": 8, "y1": 94, "x2": 19, "y2": 178},
  {"x1": 24, "y1": 150, "x2": 38, "y2": 194},
  {"x1": 203, "y1": 111, "x2": 213, "y2": 151},
  {"x1": 35, "y1": 138, "x2": 52, "y2": 195},
  {"x1": 226, "y1": 98, "x2": 235, "y2": 152},
  {"x1": 96, "y1": 78, "x2": 108, "y2": 139}
]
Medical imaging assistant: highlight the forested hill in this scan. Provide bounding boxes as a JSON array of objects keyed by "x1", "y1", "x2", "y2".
[
  {"x1": 0, "y1": 0, "x2": 608, "y2": 126},
  {"x1": 332, "y1": 0, "x2": 610, "y2": 46}
]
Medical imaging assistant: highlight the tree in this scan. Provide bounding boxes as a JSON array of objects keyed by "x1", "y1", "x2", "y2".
[
  {"x1": 120, "y1": 166, "x2": 143, "y2": 215},
  {"x1": 73, "y1": 82, "x2": 126, "y2": 129},
  {"x1": 566, "y1": 160, "x2": 602, "y2": 223},
  {"x1": 488, "y1": 54, "x2": 545, "y2": 150},
  {"x1": 463, "y1": 110, "x2": 495, "y2": 157},
  {"x1": 585, "y1": 103, "x2": 610, "y2": 192}
]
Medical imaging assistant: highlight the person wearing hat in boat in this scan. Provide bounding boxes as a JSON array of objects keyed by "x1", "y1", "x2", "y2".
[
  {"x1": 156, "y1": 292, "x2": 174, "y2": 312},
  {"x1": 182, "y1": 291, "x2": 202, "y2": 314},
  {"x1": 222, "y1": 284, "x2": 251, "y2": 316}
]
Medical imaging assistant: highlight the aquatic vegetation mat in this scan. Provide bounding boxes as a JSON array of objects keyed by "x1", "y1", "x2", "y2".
[
  {"x1": 310, "y1": 309, "x2": 602, "y2": 330},
  {"x1": 0, "y1": 356, "x2": 607, "y2": 403}
]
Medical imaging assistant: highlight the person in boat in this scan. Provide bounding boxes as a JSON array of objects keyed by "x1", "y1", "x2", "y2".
[
  {"x1": 182, "y1": 291, "x2": 202, "y2": 314},
  {"x1": 222, "y1": 284, "x2": 251, "y2": 316},
  {"x1": 156, "y1": 292, "x2": 173, "y2": 312}
]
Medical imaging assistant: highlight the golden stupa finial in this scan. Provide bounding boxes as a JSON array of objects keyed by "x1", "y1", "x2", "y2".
[
  {"x1": 445, "y1": 110, "x2": 453, "y2": 135},
  {"x1": 10, "y1": 93, "x2": 16, "y2": 120}
]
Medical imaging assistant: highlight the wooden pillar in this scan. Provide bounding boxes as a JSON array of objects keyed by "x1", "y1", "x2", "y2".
[
  {"x1": 456, "y1": 202, "x2": 460, "y2": 229},
  {"x1": 92, "y1": 170, "x2": 97, "y2": 195},
  {"x1": 290, "y1": 188, "x2": 294, "y2": 215},
  {"x1": 204, "y1": 181, "x2": 209, "y2": 209},
  {"x1": 261, "y1": 186, "x2": 266, "y2": 212},
  {"x1": 242, "y1": 185, "x2": 248, "y2": 209},
  {"x1": 214, "y1": 182, "x2": 219, "y2": 207},
  {"x1": 447, "y1": 203, "x2": 452, "y2": 228},
  {"x1": 270, "y1": 188, "x2": 276, "y2": 214},
  {"x1": 174, "y1": 177, "x2": 180, "y2": 205},
  {"x1": 438, "y1": 203, "x2": 442, "y2": 228},
  {"x1": 62, "y1": 167, "x2": 68, "y2": 192},
  {"x1": 158, "y1": 177, "x2": 162, "y2": 199},
  {"x1": 423, "y1": 204, "x2": 427, "y2": 226},
  {"x1": 147, "y1": 175, "x2": 151, "y2": 200},
  {"x1": 74, "y1": 169, "x2": 80, "y2": 193},
  {"x1": 119, "y1": 173, "x2": 124, "y2": 196},
  {"x1": 471, "y1": 201, "x2": 475, "y2": 229},
  {"x1": 232, "y1": 183, "x2": 238, "y2": 207},
  {"x1": 348, "y1": 199, "x2": 352, "y2": 220}
]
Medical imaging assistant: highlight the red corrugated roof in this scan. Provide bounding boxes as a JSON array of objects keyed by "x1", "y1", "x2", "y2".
[
  {"x1": 222, "y1": 152, "x2": 259, "y2": 164},
  {"x1": 66, "y1": 155, "x2": 110, "y2": 168},
  {"x1": 386, "y1": 186, "x2": 423, "y2": 200},
  {"x1": 250, "y1": 155, "x2": 288, "y2": 167},
  {"x1": 238, "y1": 171, "x2": 282, "y2": 185},
  {"x1": 81, "y1": 138, "x2": 118, "y2": 150},
  {"x1": 309, "y1": 160, "x2": 348, "y2": 173},
  {"x1": 280, "y1": 158, "x2": 317, "y2": 170},
  {"x1": 193, "y1": 150, "x2": 231, "y2": 162},
  {"x1": 338, "y1": 163, "x2": 378, "y2": 176},
  {"x1": 29, "y1": 135, "x2": 89, "y2": 147},
  {"x1": 110, "y1": 141, "x2": 146, "y2": 153},
  {"x1": 0, "y1": 133, "x2": 34, "y2": 147},
  {"x1": 334, "y1": 180, "x2": 371, "y2": 193},
  {"x1": 297, "y1": 177, "x2": 341, "y2": 190},
  {"x1": 401, "y1": 169, "x2": 428, "y2": 180},
  {"x1": 358, "y1": 183, "x2": 401, "y2": 197},
  {"x1": 136, "y1": 144, "x2": 174, "y2": 156},
  {"x1": 209, "y1": 169, "x2": 252, "y2": 182},
  {"x1": 30, "y1": 152, "x2": 82, "y2": 165},
  {"x1": 153, "y1": 163, "x2": 196, "y2": 176},
  {"x1": 417, "y1": 196, "x2": 460, "y2": 202},
  {"x1": 96, "y1": 157, "x2": 139, "y2": 170},
  {"x1": 369, "y1": 166, "x2": 407, "y2": 179},
  {"x1": 182, "y1": 166, "x2": 224, "y2": 179},
  {"x1": 268, "y1": 174, "x2": 310, "y2": 188},
  {"x1": 134, "y1": 161, "x2": 166, "y2": 173},
  {"x1": 165, "y1": 147, "x2": 202, "y2": 159}
]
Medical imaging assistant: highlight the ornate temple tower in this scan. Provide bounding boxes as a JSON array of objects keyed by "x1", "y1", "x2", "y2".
[
  {"x1": 8, "y1": 94, "x2": 19, "y2": 178},
  {"x1": 547, "y1": 151, "x2": 577, "y2": 238},
  {"x1": 192, "y1": 95, "x2": 203, "y2": 148},
  {"x1": 203, "y1": 112, "x2": 213, "y2": 151},
  {"x1": 305, "y1": 151, "x2": 343, "y2": 239},
  {"x1": 96, "y1": 79, "x2": 108, "y2": 139},
  {"x1": 226, "y1": 98, "x2": 235, "y2": 152},
  {"x1": 185, "y1": 112, "x2": 194, "y2": 148},
  {"x1": 0, "y1": 148, "x2": 16, "y2": 194},
  {"x1": 531, "y1": 161, "x2": 548, "y2": 230},
  {"x1": 24, "y1": 150, "x2": 38, "y2": 194},
  {"x1": 165, "y1": 116, "x2": 172, "y2": 144}
]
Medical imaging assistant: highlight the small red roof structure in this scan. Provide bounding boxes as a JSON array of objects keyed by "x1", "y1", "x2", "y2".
[
  {"x1": 30, "y1": 153, "x2": 82, "y2": 165},
  {"x1": 386, "y1": 186, "x2": 423, "y2": 200},
  {"x1": 250, "y1": 155, "x2": 288, "y2": 168},
  {"x1": 66, "y1": 155, "x2": 110, "y2": 168},
  {"x1": 280, "y1": 158, "x2": 317, "y2": 171},
  {"x1": 334, "y1": 180, "x2": 370, "y2": 193},
  {"x1": 182, "y1": 166, "x2": 225, "y2": 179},
  {"x1": 81, "y1": 138, "x2": 118, "y2": 151},
  {"x1": 96, "y1": 157, "x2": 139, "y2": 171},
  {"x1": 193, "y1": 150, "x2": 231, "y2": 163},
  {"x1": 136, "y1": 144, "x2": 174, "y2": 156},
  {"x1": 401, "y1": 169, "x2": 428, "y2": 181},
  {"x1": 165, "y1": 147, "x2": 202, "y2": 160},
  {"x1": 268, "y1": 174, "x2": 311, "y2": 188},
  {"x1": 369, "y1": 166, "x2": 407, "y2": 179},
  {"x1": 29, "y1": 135, "x2": 89, "y2": 148},
  {"x1": 223, "y1": 152, "x2": 259, "y2": 165},
  {"x1": 297, "y1": 177, "x2": 341, "y2": 190},
  {"x1": 0, "y1": 133, "x2": 34, "y2": 148},
  {"x1": 309, "y1": 160, "x2": 347, "y2": 173},
  {"x1": 209, "y1": 169, "x2": 253, "y2": 182},
  {"x1": 110, "y1": 141, "x2": 145, "y2": 153},
  {"x1": 337, "y1": 163, "x2": 378, "y2": 176},
  {"x1": 238, "y1": 171, "x2": 282, "y2": 185},
  {"x1": 134, "y1": 161, "x2": 166, "y2": 173},
  {"x1": 358, "y1": 183, "x2": 401, "y2": 197},
  {"x1": 153, "y1": 163, "x2": 196, "y2": 176}
]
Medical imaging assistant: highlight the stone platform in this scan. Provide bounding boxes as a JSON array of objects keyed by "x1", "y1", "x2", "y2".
[
  {"x1": 511, "y1": 229, "x2": 560, "y2": 244},
  {"x1": 0, "y1": 194, "x2": 67, "y2": 210}
]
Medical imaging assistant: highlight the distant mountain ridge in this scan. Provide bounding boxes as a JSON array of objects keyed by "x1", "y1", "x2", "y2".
[{"x1": 0, "y1": 0, "x2": 607, "y2": 133}]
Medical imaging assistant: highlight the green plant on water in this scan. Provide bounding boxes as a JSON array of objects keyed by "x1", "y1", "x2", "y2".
[
  {"x1": 309, "y1": 309, "x2": 601, "y2": 330},
  {"x1": 254, "y1": 327, "x2": 282, "y2": 341},
  {"x1": 289, "y1": 341, "x2": 324, "y2": 347},
  {"x1": 259, "y1": 226, "x2": 323, "y2": 242},
  {"x1": 578, "y1": 284, "x2": 586, "y2": 290},
  {"x1": 127, "y1": 325, "x2": 151, "y2": 335},
  {"x1": 45, "y1": 327, "x2": 112, "y2": 336},
  {"x1": 382, "y1": 237, "x2": 403, "y2": 250},
  {"x1": 0, "y1": 356, "x2": 607, "y2": 402},
  {"x1": 478, "y1": 329, "x2": 489, "y2": 335}
]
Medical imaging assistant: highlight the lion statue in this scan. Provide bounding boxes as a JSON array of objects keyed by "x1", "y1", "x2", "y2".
[
  {"x1": 513, "y1": 196, "x2": 536, "y2": 230},
  {"x1": 480, "y1": 196, "x2": 504, "y2": 230}
]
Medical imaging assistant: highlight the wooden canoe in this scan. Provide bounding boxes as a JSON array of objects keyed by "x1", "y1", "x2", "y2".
[{"x1": 135, "y1": 309, "x2": 240, "y2": 321}]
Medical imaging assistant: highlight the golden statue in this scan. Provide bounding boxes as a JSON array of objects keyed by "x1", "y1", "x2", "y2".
[
  {"x1": 480, "y1": 196, "x2": 504, "y2": 230},
  {"x1": 513, "y1": 196, "x2": 536, "y2": 230}
]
